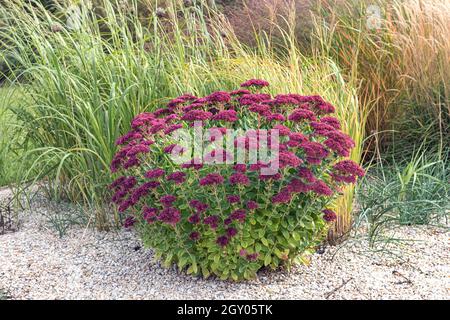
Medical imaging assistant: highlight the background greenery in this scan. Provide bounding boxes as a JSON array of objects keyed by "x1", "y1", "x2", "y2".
[{"x1": 0, "y1": 0, "x2": 448, "y2": 236}]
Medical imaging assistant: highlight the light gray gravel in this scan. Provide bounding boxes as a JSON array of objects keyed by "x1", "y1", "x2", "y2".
[{"x1": 0, "y1": 189, "x2": 449, "y2": 300}]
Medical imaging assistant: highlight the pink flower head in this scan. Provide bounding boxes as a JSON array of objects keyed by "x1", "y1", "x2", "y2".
[
  {"x1": 181, "y1": 158, "x2": 204, "y2": 170},
  {"x1": 226, "y1": 227, "x2": 238, "y2": 238},
  {"x1": 233, "y1": 164, "x2": 247, "y2": 173},
  {"x1": 204, "y1": 215, "x2": 219, "y2": 229},
  {"x1": 273, "y1": 124, "x2": 291, "y2": 136},
  {"x1": 181, "y1": 110, "x2": 212, "y2": 121},
  {"x1": 115, "y1": 131, "x2": 142, "y2": 146},
  {"x1": 188, "y1": 214, "x2": 201, "y2": 224},
  {"x1": 240, "y1": 79, "x2": 270, "y2": 88},
  {"x1": 272, "y1": 94, "x2": 300, "y2": 106},
  {"x1": 212, "y1": 109, "x2": 238, "y2": 122},
  {"x1": 178, "y1": 93, "x2": 198, "y2": 101},
  {"x1": 163, "y1": 114, "x2": 178, "y2": 124},
  {"x1": 199, "y1": 173, "x2": 224, "y2": 186},
  {"x1": 300, "y1": 141, "x2": 329, "y2": 165},
  {"x1": 109, "y1": 176, "x2": 127, "y2": 190},
  {"x1": 160, "y1": 194, "x2": 177, "y2": 207},
  {"x1": 310, "y1": 180, "x2": 333, "y2": 196},
  {"x1": 149, "y1": 123, "x2": 165, "y2": 134},
  {"x1": 216, "y1": 235, "x2": 229, "y2": 247},
  {"x1": 123, "y1": 216, "x2": 135, "y2": 228},
  {"x1": 229, "y1": 172, "x2": 250, "y2": 186},
  {"x1": 123, "y1": 156, "x2": 140, "y2": 169},
  {"x1": 158, "y1": 207, "x2": 181, "y2": 225},
  {"x1": 230, "y1": 209, "x2": 246, "y2": 222},
  {"x1": 163, "y1": 144, "x2": 185, "y2": 154},
  {"x1": 130, "y1": 182, "x2": 156, "y2": 203},
  {"x1": 206, "y1": 91, "x2": 231, "y2": 103},
  {"x1": 208, "y1": 126, "x2": 228, "y2": 135},
  {"x1": 314, "y1": 102, "x2": 335, "y2": 115},
  {"x1": 288, "y1": 132, "x2": 308, "y2": 143},
  {"x1": 167, "y1": 171, "x2": 186, "y2": 184},
  {"x1": 164, "y1": 123, "x2": 183, "y2": 135},
  {"x1": 324, "y1": 131, "x2": 355, "y2": 157},
  {"x1": 166, "y1": 98, "x2": 185, "y2": 108},
  {"x1": 153, "y1": 108, "x2": 174, "y2": 118},
  {"x1": 310, "y1": 121, "x2": 336, "y2": 136},
  {"x1": 320, "y1": 116, "x2": 341, "y2": 130},
  {"x1": 249, "y1": 161, "x2": 269, "y2": 171},
  {"x1": 265, "y1": 113, "x2": 286, "y2": 122},
  {"x1": 131, "y1": 112, "x2": 155, "y2": 129},
  {"x1": 246, "y1": 253, "x2": 259, "y2": 261},
  {"x1": 279, "y1": 151, "x2": 303, "y2": 168},
  {"x1": 189, "y1": 231, "x2": 201, "y2": 241},
  {"x1": 239, "y1": 93, "x2": 271, "y2": 105},
  {"x1": 230, "y1": 89, "x2": 251, "y2": 96},
  {"x1": 247, "y1": 201, "x2": 259, "y2": 210},
  {"x1": 145, "y1": 168, "x2": 165, "y2": 179},
  {"x1": 331, "y1": 160, "x2": 365, "y2": 184},
  {"x1": 288, "y1": 108, "x2": 316, "y2": 122},
  {"x1": 126, "y1": 144, "x2": 149, "y2": 157},
  {"x1": 143, "y1": 207, "x2": 158, "y2": 224},
  {"x1": 118, "y1": 199, "x2": 133, "y2": 212},
  {"x1": 182, "y1": 103, "x2": 204, "y2": 112},
  {"x1": 249, "y1": 104, "x2": 271, "y2": 116},
  {"x1": 297, "y1": 167, "x2": 317, "y2": 183},
  {"x1": 287, "y1": 178, "x2": 311, "y2": 193},
  {"x1": 323, "y1": 209, "x2": 337, "y2": 222},
  {"x1": 272, "y1": 190, "x2": 292, "y2": 204},
  {"x1": 189, "y1": 199, "x2": 209, "y2": 213},
  {"x1": 259, "y1": 172, "x2": 282, "y2": 181},
  {"x1": 227, "y1": 194, "x2": 241, "y2": 204}
]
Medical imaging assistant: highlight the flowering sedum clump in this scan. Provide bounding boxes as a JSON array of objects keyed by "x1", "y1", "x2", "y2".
[{"x1": 110, "y1": 80, "x2": 364, "y2": 280}]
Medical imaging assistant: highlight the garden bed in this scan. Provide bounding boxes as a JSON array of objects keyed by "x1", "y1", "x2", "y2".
[{"x1": 0, "y1": 191, "x2": 448, "y2": 300}]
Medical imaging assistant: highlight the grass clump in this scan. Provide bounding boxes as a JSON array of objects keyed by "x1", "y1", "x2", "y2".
[
  {"x1": 0, "y1": 0, "x2": 365, "y2": 233},
  {"x1": 357, "y1": 150, "x2": 449, "y2": 246}
]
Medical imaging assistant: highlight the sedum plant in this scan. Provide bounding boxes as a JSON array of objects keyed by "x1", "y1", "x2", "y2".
[{"x1": 110, "y1": 80, "x2": 364, "y2": 280}]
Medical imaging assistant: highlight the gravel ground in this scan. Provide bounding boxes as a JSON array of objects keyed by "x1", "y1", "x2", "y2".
[{"x1": 0, "y1": 189, "x2": 449, "y2": 300}]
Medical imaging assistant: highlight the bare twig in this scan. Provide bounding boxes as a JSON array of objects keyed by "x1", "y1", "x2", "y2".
[
  {"x1": 325, "y1": 277, "x2": 353, "y2": 299},
  {"x1": 392, "y1": 270, "x2": 413, "y2": 285}
]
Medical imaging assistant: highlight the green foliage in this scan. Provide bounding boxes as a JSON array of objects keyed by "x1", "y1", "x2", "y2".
[
  {"x1": 0, "y1": 0, "x2": 363, "y2": 234},
  {"x1": 112, "y1": 81, "x2": 364, "y2": 280},
  {"x1": 357, "y1": 150, "x2": 449, "y2": 246},
  {"x1": 141, "y1": 208, "x2": 325, "y2": 280},
  {"x1": 0, "y1": 86, "x2": 32, "y2": 186},
  {"x1": 0, "y1": 0, "x2": 232, "y2": 226}
]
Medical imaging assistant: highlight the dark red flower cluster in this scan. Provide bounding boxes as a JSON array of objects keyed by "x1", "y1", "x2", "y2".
[
  {"x1": 322, "y1": 209, "x2": 337, "y2": 222},
  {"x1": 331, "y1": 160, "x2": 365, "y2": 184},
  {"x1": 240, "y1": 79, "x2": 270, "y2": 88},
  {"x1": 181, "y1": 110, "x2": 212, "y2": 121},
  {"x1": 288, "y1": 108, "x2": 316, "y2": 122},
  {"x1": 204, "y1": 215, "x2": 219, "y2": 229},
  {"x1": 110, "y1": 79, "x2": 365, "y2": 265},
  {"x1": 229, "y1": 172, "x2": 250, "y2": 185},
  {"x1": 212, "y1": 110, "x2": 238, "y2": 122},
  {"x1": 206, "y1": 91, "x2": 231, "y2": 103},
  {"x1": 143, "y1": 207, "x2": 158, "y2": 224},
  {"x1": 158, "y1": 207, "x2": 181, "y2": 226},
  {"x1": 199, "y1": 173, "x2": 225, "y2": 186}
]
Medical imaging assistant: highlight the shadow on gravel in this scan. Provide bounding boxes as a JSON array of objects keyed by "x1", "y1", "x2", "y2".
[
  {"x1": 0, "y1": 288, "x2": 11, "y2": 300},
  {"x1": 0, "y1": 197, "x2": 18, "y2": 235}
]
